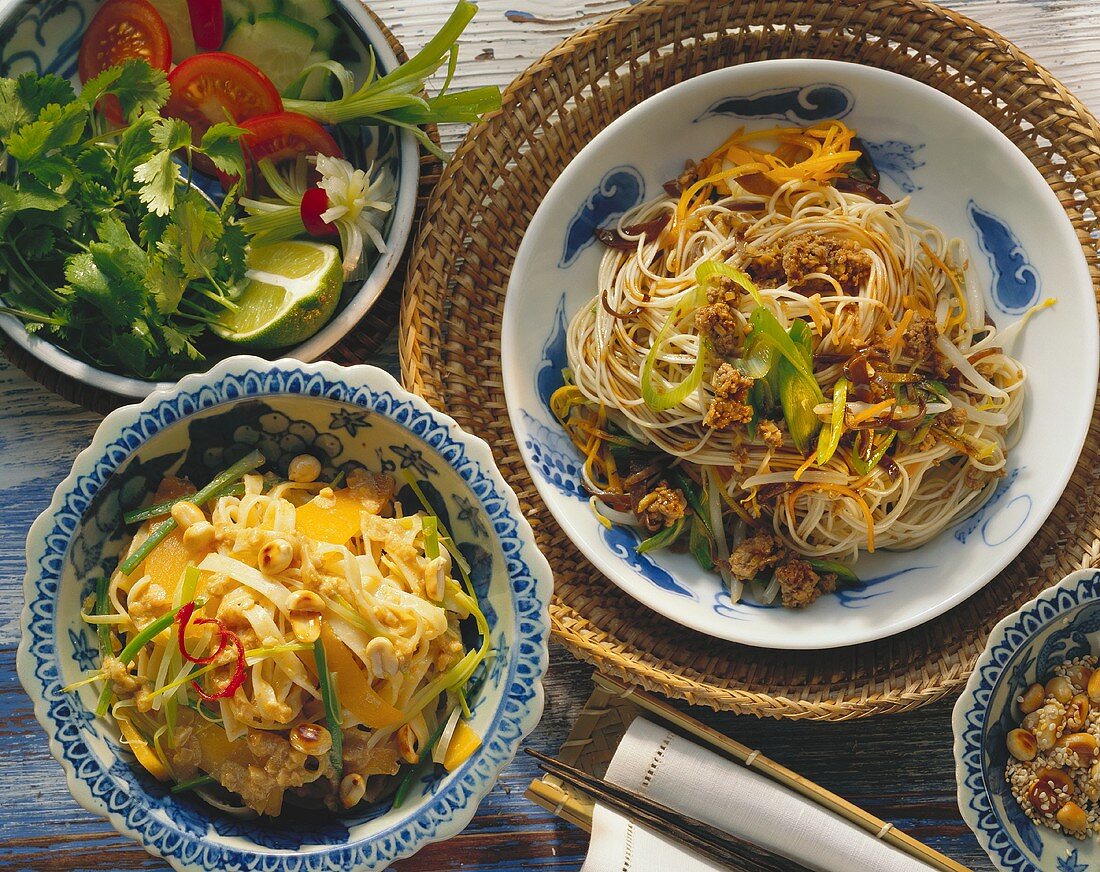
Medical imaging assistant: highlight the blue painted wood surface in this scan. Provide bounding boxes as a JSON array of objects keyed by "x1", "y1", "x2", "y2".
[{"x1": 7, "y1": 1, "x2": 1100, "y2": 868}]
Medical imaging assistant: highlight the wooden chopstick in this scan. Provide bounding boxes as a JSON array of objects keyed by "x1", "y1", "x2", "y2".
[
  {"x1": 527, "y1": 749, "x2": 812, "y2": 872},
  {"x1": 592, "y1": 674, "x2": 970, "y2": 872}
]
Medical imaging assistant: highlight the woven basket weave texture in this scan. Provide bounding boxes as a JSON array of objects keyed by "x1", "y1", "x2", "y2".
[{"x1": 400, "y1": 0, "x2": 1100, "y2": 719}]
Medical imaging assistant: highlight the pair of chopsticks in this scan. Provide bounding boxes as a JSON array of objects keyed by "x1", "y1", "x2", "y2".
[{"x1": 527, "y1": 748, "x2": 810, "y2": 872}]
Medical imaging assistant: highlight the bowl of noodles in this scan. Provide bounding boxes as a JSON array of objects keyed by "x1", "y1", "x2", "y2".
[
  {"x1": 16, "y1": 356, "x2": 552, "y2": 871},
  {"x1": 501, "y1": 58, "x2": 1097, "y2": 650}
]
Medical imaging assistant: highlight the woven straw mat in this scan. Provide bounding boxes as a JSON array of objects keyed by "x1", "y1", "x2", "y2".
[
  {"x1": 400, "y1": 0, "x2": 1100, "y2": 719},
  {"x1": 2, "y1": 4, "x2": 441, "y2": 415}
]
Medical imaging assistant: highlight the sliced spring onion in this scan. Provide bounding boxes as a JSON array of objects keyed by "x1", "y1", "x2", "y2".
[
  {"x1": 423, "y1": 515, "x2": 439, "y2": 561},
  {"x1": 807, "y1": 558, "x2": 861, "y2": 588},
  {"x1": 123, "y1": 482, "x2": 246, "y2": 525},
  {"x1": 392, "y1": 709, "x2": 454, "y2": 808},
  {"x1": 313, "y1": 634, "x2": 344, "y2": 781},
  {"x1": 815, "y1": 377, "x2": 848, "y2": 465},
  {"x1": 171, "y1": 774, "x2": 217, "y2": 794},
  {"x1": 640, "y1": 285, "x2": 707, "y2": 412},
  {"x1": 850, "y1": 430, "x2": 896, "y2": 475},
  {"x1": 777, "y1": 319, "x2": 822, "y2": 454},
  {"x1": 747, "y1": 308, "x2": 824, "y2": 404},
  {"x1": 636, "y1": 517, "x2": 686, "y2": 554},
  {"x1": 95, "y1": 601, "x2": 194, "y2": 716},
  {"x1": 431, "y1": 704, "x2": 464, "y2": 766},
  {"x1": 94, "y1": 576, "x2": 112, "y2": 655},
  {"x1": 737, "y1": 334, "x2": 776, "y2": 378},
  {"x1": 120, "y1": 450, "x2": 265, "y2": 576},
  {"x1": 688, "y1": 514, "x2": 714, "y2": 571},
  {"x1": 695, "y1": 260, "x2": 764, "y2": 307}
]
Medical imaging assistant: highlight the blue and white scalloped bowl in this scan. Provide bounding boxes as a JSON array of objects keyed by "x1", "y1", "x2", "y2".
[
  {"x1": 954, "y1": 569, "x2": 1100, "y2": 872},
  {"x1": 16, "y1": 356, "x2": 552, "y2": 871},
  {"x1": 501, "y1": 58, "x2": 1097, "y2": 649},
  {"x1": 0, "y1": 0, "x2": 419, "y2": 398}
]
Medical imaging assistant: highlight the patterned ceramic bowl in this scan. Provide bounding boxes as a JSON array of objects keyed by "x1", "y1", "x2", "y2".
[
  {"x1": 0, "y1": 0, "x2": 419, "y2": 398},
  {"x1": 954, "y1": 569, "x2": 1100, "y2": 872},
  {"x1": 501, "y1": 58, "x2": 1097, "y2": 649},
  {"x1": 16, "y1": 356, "x2": 552, "y2": 871}
]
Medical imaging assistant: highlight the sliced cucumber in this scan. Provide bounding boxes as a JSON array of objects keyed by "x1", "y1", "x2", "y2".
[
  {"x1": 223, "y1": 0, "x2": 281, "y2": 25},
  {"x1": 223, "y1": 13, "x2": 318, "y2": 92},
  {"x1": 282, "y1": 0, "x2": 334, "y2": 21},
  {"x1": 151, "y1": 0, "x2": 198, "y2": 61},
  {"x1": 310, "y1": 17, "x2": 339, "y2": 53}
]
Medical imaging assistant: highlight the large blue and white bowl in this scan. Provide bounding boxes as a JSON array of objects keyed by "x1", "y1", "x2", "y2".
[
  {"x1": 16, "y1": 356, "x2": 552, "y2": 871},
  {"x1": 0, "y1": 0, "x2": 419, "y2": 398},
  {"x1": 501, "y1": 58, "x2": 1097, "y2": 649},
  {"x1": 954, "y1": 569, "x2": 1100, "y2": 872}
]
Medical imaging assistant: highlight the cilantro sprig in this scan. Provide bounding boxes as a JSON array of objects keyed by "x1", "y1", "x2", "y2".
[{"x1": 0, "y1": 60, "x2": 248, "y2": 379}]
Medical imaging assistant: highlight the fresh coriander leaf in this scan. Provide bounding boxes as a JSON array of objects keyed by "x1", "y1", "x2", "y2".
[
  {"x1": 152, "y1": 117, "x2": 192, "y2": 153},
  {"x1": 133, "y1": 149, "x2": 180, "y2": 216},
  {"x1": 0, "y1": 179, "x2": 68, "y2": 233},
  {"x1": 109, "y1": 60, "x2": 170, "y2": 121},
  {"x1": 86, "y1": 242, "x2": 149, "y2": 327},
  {"x1": 96, "y1": 213, "x2": 149, "y2": 277},
  {"x1": 162, "y1": 323, "x2": 204, "y2": 359},
  {"x1": 169, "y1": 191, "x2": 223, "y2": 278},
  {"x1": 64, "y1": 251, "x2": 111, "y2": 299},
  {"x1": 77, "y1": 65, "x2": 125, "y2": 110},
  {"x1": 198, "y1": 122, "x2": 247, "y2": 178},
  {"x1": 217, "y1": 222, "x2": 249, "y2": 282},
  {"x1": 146, "y1": 255, "x2": 185, "y2": 314},
  {"x1": 25, "y1": 153, "x2": 78, "y2": 191},
  {"x1": 0, "y1": 74, "x2": 75, "y2": 138},
  {"x1": 139, "y1": 209, "x2": 171, "y2": 248},
  {"x1": 22, "y1": 227, "x2": 57, "y2": 260},
  {"x1": 114, "y1": 114, "x2": 158, "y2": 183},
  {"x1": 109, "y1": 331, "x2": 151, "y2": 375},
  {"x1": 5, "y1": 102, "x2": 87, "y2": 162}
]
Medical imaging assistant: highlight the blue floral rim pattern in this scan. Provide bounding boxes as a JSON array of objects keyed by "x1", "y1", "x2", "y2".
[{"x1": 17, "y1": 356, "x2": 552, "y2": 872}]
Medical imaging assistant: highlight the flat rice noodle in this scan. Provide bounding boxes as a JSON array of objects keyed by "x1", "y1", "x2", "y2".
[{"x1": 198, "y1": 553, "x2": 290, "y2": 612}]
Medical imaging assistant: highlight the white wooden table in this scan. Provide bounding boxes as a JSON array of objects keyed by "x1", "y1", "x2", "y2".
[{"x1": 3, "y1": 1, "x2": 1099, "y2": 869}]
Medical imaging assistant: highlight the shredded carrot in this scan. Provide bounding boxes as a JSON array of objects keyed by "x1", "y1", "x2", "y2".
[
  {"x1": 849, "y1": 398, "x2": 896, "y2": 425},
  {"x1": 889, "y1": 309, "x2": 914, "y2": 354},
  {"x1": 920, "y1": 241, "x2": 967, "y2": 330},
  {"x1": 792, "y1": 483, "x2": 876, "y2": 552},
  {"x1": 793, "y1": 451, "x2": 818, "y2": 481}
]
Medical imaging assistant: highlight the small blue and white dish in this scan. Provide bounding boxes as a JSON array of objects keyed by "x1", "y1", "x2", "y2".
[
  {"x1": 954, "y1": 569, "x2": 1100, "y2": 872},
  {"x1": 500, "y1": 58, "x2": 1097, "y2": 649},
  {"x1": 16, "y1": 356, "x2": 552, "y2": 871},
  {"x1": 0, "y1": 0, "x2": 419, "y2": 398}
]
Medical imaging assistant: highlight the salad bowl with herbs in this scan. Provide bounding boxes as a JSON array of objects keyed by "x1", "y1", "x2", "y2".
[{"x1": 0, "y1": 0, "x2": 498, "y2": 398}]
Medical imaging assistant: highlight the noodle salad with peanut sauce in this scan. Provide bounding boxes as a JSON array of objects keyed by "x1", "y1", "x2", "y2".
[
  {"x1": 557, "y1": 119, "x2": 1052, "y2": 610},
  {"x1": 66, "y1": 449, "x2": 490, "y2": 816}
]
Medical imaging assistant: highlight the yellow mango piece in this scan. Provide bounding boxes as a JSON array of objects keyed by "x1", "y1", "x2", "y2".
[
  {"x1": 443, "y1": 721, "x2": 482, "y2": 771},
  {"x1": 319, "y1": 623, "x2": 404, "y2": 729},
  {"x1": 131, "y1": 523, "x2": 195, "y2": 597},
  {"x1": 296, "y1": 488, "x2": 363, "y2": 545},
  {"x1": 115, "y1": 714, "x2": 171, "y2": 781}
]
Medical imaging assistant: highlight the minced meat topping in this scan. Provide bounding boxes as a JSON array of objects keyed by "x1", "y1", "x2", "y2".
[
  {"x1": 781, "y1": 232, "x2": 872, "y2": 295},
  {"x1": 758, "y1": 419, "x2": 784, "y2": 449},
  {"x1": 774, "y1": 559, "x2": 837, "y2": 609},
  {"x1": 704, "y1": 363, "x2": 754, "y2": 430},
  {"x1": 635, "y1": 481, "x2": 687, "y2": 533}
]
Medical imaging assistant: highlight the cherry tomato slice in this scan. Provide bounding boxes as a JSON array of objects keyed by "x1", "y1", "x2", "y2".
[
  {"x1": 221, "y1": 111, "x2": 343, "y2": 195},
  {"x1": 300, "y1": 187, "x2": 339, "y2": 238},
  {"x1": 164, "y1": 52, "x2": 282, "y2": 175},
  {"x1": 78, "y1": 0, "x2": 172, "y2": 123}
]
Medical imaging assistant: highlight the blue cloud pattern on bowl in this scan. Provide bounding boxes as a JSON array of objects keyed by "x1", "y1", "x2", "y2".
[
  {"x1": 17, "y1": 357, "x2": 552, "y2": 871},
  {"x1": 954, "y1": 570, "x2": 1100, "y2": 872},
  {"x1": 969, "y1": 201, "x2": 1042, "y2": 315},
  {"x1": 698, "y1": 83, "x2": 854, "y2": 123},
  {"x1": 559, "y1": 166, "x2": 645, "y2": 267}
]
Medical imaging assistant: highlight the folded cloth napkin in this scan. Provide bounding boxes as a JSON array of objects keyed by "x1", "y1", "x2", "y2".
[{"x1": 581, "y1": 717, "x2": 933, "y2": 872}]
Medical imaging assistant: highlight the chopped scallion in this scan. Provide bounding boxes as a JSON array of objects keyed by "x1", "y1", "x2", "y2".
[{"x1": 314, "y1": 634, "x2": 343, "y2": 781}]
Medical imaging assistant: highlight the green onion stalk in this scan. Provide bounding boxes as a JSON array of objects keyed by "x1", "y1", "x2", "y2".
[{"x1": 282, "y1": 1, "x2": 502, "y2": 160}]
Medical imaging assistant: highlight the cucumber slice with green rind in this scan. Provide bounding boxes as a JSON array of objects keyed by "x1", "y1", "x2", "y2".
[
  {"x1": 223, "y1": 13, "x2": 318, "y2": 92},
  {"x1": 282, "y1": 0, "x2": 334, "y2": 20}
]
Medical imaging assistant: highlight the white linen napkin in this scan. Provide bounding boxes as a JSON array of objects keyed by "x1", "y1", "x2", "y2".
[{"x1": 581, "y1": 717, "x2": 933, "y2": 872}]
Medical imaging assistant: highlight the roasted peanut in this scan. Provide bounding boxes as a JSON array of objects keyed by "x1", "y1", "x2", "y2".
[
  {"x1": 396, "y1": 724, "x2": 419, "y2": 764},
  {"x1": 366, "y1": 636, "x2": 399, "y2": 679},
  {"x1": 1006, "y1": 728, "x2": 1038, "y2": 762},
  {"x1": 1019, "y1": 683, "x2": 1046, "y2": 714},
  {"x1": 339, "y1": 773, "x2": 366, "y2": 809},
  {"x1": 258, "y1": 539, "x2": 294, "y2": 574},
  {"x1": 1057, "y1": 801, "x2": 1089, "y2": 833},
  {"x1": 1088, "y1": 668, "x2": 1100, "y2": 704},
  {"x1": 171, "y1": 500, "x2": 205, "y2": 530},
  {"x1": 1066, "y1": 662, "x2": 1094, "y2": 691},
  {"x1": 1067, "y1": 693, "x2": 1091, "y2": 733},
  {"x1": 1034, "y1": 703, "x2": 1065, "y2": 751},
  {"x1": 290, "y1": 723, "x2": 333, "y2": 757},
  {"x1": 287, "y1": 589, "x2": 324, "y2": 643},
  {"x1": 1029, "y1": 767, "x2": 1074, "y2": 818},
  {"x1": 182, "y1": 520, "x2": 215, "y2": 553},
  {"x1": 1048, "y1": 677, "x2": 1076, "y2": 704}
]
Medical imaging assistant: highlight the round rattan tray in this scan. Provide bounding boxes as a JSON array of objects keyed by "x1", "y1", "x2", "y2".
[
  {"x1": 1, "y1": 4, "x2": 441, "y2": 415},
  {"x1": 400, "y1": 0, "x2": 1100, "y2": 719}
]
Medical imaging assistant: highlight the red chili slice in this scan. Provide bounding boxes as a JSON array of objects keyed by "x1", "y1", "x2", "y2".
[
  {"x1": 192, "y1": 631, "x2": 246, "y2": 701},
  {"x1": 187, "y1": 0, "x2": 224, "y2": 50},
  {"x1": 299, "y1": 187, "x2": 339, "y2": 238},
  {"x1": 176, "y1": 602, "x2": 229, "y2": 664}
]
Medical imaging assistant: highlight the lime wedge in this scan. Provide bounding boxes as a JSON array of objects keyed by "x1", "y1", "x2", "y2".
[{"x1": 214, "y1": 241, "x2": 343, "y2": 349}]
